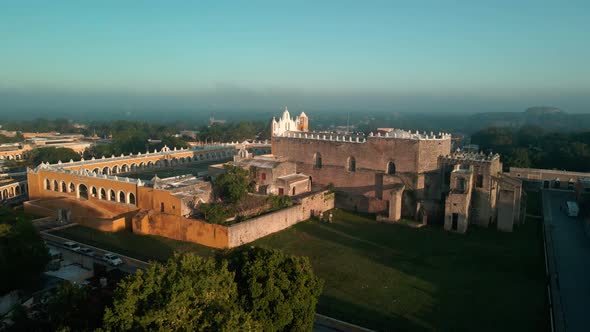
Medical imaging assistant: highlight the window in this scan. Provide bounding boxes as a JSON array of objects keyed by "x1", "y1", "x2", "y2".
[
  {"x1": 347, "y1": 157, "x2": 356, "y2": 172},
  {"x1": 129, "y1": 193, "x2": 136, "y2": 205},
  {"x1": 292, "y1": 187, "x2": 296, "y2": 195},
  {"x1": 78, "y1": 184, "x2": 88, "y2": 200},
  {"x1": 387, "y1": 161, "x2": 396, "y2": 175},
  {"x1": 109, "y1": 189, "x2": 116, "y2": 201},
  {"x1": 61, "y1": 181, "x2": 67, "y2": 192},
  {"x1": 313, "y1": 153, "x2": 322, "y2": 169},
  {"x1": 53, "y1": 180, "x2": 59, "y2": 192},
  {"x1": 452, "y1": 213, "x2": 458, "y2": 231},
  {"x1": 458, "y1": 178, "x2": 466, "y2": 192},
  {"x1": 91, "y1": 186, "x2": 97, "y2": 198},
  {"x1": 278, "y1": 188, "x2": 284, "y2": 196},
  {"x1": 45, "y1": 179, "x2": 51, "y2": 190},
  {"x1": 476, "y1": 174, "x2": 483, "y2": 188},
  {"x1": 100, "y1": 188, "x2": 106, "y2": 200},
  {"x1": 261, "y1": 173, "x2": 266, "y2": 180},
  {"x1": 160, "y1": 202, "x2": 165, "y2": 212},
  {"x1": 119, "y1": 191, "x2": 126, "y2": 203},
  {"x1": 69, "y1": 182, "x2": 75, "y2": 193}
]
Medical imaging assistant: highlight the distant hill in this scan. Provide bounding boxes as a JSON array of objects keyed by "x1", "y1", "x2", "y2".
[{"x1": 524, "y1": 106, "x2": 564, "y2": 116}]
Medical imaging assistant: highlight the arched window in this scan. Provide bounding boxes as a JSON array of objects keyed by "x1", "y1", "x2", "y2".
[
  {"x1": 78, "y1": 184, "x2": 88, "y2": 200},
  {"x1": 387, "y1": 161, "x2": 396, "y2": 175},
  {"x1": 45, "y1": 179, "x2": 51, "y2": 190},
  {"x1": 91, "y1": 186, "x2": 97, "y2": 198},
  {"x1": 69, "y1": 182, "x2": 75, "y2": 193},
  {"x1": 53, "y1": 180, "x2": 59, "y2": 192},
  {"x1": 121, "y1": 164, "x2": 129, "y2": 172},
  {"x1": 128, "y1": 192, "x2": 136, "y2": 205},
  {"x1": 102, "y1": 167, "x2": 110, "y2": 175},
  {"x1": 109, "y1": 189, "x2": 116, "y2": 201},
  {"x1": 347, "y1": 157, "x2": 356, "y2": 172},
  {"x1": 61, "y1": 181, "x2": 67, "y2": 192},
  {"x1": 100, "y1": 188, "x2": 106, "y2": 200},
  {"x1": 112, "y1": 165, "x2": 119, "y2": 174},
  {"x1": 119, "y1": 191, "x2": 126, "y2": 203},
  {"x1": 313, "y1": 153, "x2": 322, "y2": 169}
]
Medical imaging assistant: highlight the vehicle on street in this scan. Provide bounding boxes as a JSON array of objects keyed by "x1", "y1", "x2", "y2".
[
  {"x1": 77, "y1": 247, "x2": 95, "y2": 256},
  {"x1": 103, "y1": 253, "x2": 124, "y2": 266},
  {"x1": 63, "y1": 241, "x2": 81, "y2": 251}
]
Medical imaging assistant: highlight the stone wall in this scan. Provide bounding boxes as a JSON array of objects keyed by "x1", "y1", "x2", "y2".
[
  {"x1": 228, "y1": 190, "x2": 335, "y2": 247},
  {"x1": 131, "y1": 210, "x2": 229, "y2": 248}
]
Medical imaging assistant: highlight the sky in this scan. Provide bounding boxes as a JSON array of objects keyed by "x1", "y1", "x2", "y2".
[{"x1": 1, "y1": 0, "x2": 589, "y2": 114}]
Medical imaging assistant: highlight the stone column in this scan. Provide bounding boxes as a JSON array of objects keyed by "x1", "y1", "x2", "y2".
[{"x1": 388, "y1": 186, "x2": 405, "y2": 222}]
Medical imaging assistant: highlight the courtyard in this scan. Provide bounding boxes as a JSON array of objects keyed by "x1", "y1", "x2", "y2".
[{"x1": 52, "y1": 208, "x2": 547, "y2": 331}]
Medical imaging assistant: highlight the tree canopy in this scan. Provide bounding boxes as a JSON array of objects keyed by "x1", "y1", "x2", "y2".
[
  {"x1": 103, "y1": 254, "x2": 259, "y2": 331},
  {"x1": 213, "y1": 165, "x2": 254, "y2": 204},
  {"x1": 29, "y1": 147, "x2": 81, "y2": 166},
  {"x1": 226, "y1": 247, "x2": 324, "y2": 332},
  {"x1": 0, "y1": 208, "x2": 49, "y2": 294}
]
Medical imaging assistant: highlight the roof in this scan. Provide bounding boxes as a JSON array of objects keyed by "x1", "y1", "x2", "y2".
[
  {"x1": 277, "y1": 173, "x2": 309, "y2": 184},
  {"x1": 234, "y1": 156, "x2": 282, "y2": 169}
]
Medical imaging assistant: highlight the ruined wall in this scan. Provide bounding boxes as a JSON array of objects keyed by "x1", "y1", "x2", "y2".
[
  {"x1": 497, "y1": 189, "x2": 516, "y2": 232},
  {"x1": 228, "y1": 190, "x2": 334, "y2": 247}
]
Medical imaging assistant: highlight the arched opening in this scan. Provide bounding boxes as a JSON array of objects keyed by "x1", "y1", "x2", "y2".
[
  {"x1": 347, "y1": 157, "x2": 356, "y2": 172},
  {"x1": 128, "y1": 192, "x2": 136, "y2": 205},
  {"x1": 69, "y1": 182, "x2": 75, "y2": 193},
  {"x1": 313, "y1": 153, "x2": 322, "y2": 169},
  {"x1": 292, "y1": 187, "x2": 296, "y2": 195},
  {"x1": 9, "y1": 187, "x2": 14, "y2": 197},
  {"x1": 147, "y1": 161, "x2": 153, "y2": 168},
  {"x1": 118, "y1": 191, "x2": 126, "y2": 203},
  {"x1": 131, "y1": 163, "x2": 137, "y2": 171},
  {"x1": 155, "y1": 160, "x2": 162, "y2": 168},
  {"x1": 45, "y1": 179, "x2": 51, "y2": 190},
  {"x1": 160, "y1": 202, "x2": 165, "y2": 212},
  {"x1": 112, "y1": 165, "x2": 119, "y2": 174},
  {"x1": 109, "y1": 189, "x2": 116, "y2": 201},
  {"x1": 53, "y1": 180, "x2": 59, "y2": 192},
  {"x1": 78, "y1": 184, "x2": 88, "y2": 200},
  {"x1": 15, "y1": 186, "x2": 20, "y2": 195},
  {"x1": 387, "y1": 161, "x2": 396, "y2": 175},
  {"x1": 92, "y1": 168, "x2": 100, "y2": 174},
  {"x1": 2, "y1": 189, "x2": 7, "y2": 199},
  {"x1": 91, "y1": 186, "x2": 98, "y2": 198},
  {"x1": 102, "y1": 166, "x2": 110, "y2": 175},
  {"x1": 61, "y1": 181, "x2": 67, "y2": 193},
  {"x1": 100, "y1": 188, "x2": 106, "y2": 200},
  {"x1": 121, "y1": 164, "x2": 129, "y2": 173}
]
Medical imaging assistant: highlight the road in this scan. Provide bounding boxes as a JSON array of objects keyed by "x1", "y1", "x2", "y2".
[{"x1": 543, "y1": 190, "x2": 590, "y2": 332}]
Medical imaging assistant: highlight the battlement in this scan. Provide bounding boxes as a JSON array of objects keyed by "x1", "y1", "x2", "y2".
[
  {"x1": 274, "y1": 128, "x2": 451, "y2": 142},
  {"x1": 440, "y1": 151, "x2": 500, "y2": 163}
]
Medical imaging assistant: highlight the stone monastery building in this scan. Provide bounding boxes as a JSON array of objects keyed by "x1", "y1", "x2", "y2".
[{"x1": 270, "y1": 108, "x2": 522, "y2": 232}]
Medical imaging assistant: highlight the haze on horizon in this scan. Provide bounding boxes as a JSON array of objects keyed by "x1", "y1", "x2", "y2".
[{"x1": 1, "y1": 0, "x2": 589, "y2": 116}]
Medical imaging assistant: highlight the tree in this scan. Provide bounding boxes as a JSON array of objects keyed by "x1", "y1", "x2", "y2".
[
  {"x1": 213, "y1": 165, "x2": 254, "y2": 204},
  {"x1": 103, "y1": 254, "x2": 258, "y2": 331},
  {"x1": 47, "y1": 282, "x2": 105, "y2": 331},
  {"x1": 0, "y1": 208, "x2": 49, "y2": 294},
  {"x1": 226, "y1": 247, "x2": 324, "y2": 332},
  {"x1": 29, "y1": 147, "x2": 81, "y2": 166}
]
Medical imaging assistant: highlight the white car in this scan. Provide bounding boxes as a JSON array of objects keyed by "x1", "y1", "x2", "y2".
[
  {"x1": 63, "y1": 241, "x2": 81, "y2": 251},
  {"x1": 78, "y1": 247, "x2": 95, "y2": 256},
  {"x1": 103, "y1": 253, "x2": 124, "y2": 266}
]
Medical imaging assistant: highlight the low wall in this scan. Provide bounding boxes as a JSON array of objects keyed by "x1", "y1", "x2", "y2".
[
  {"x1": 228, "y1": 190, "x2": 335, "y2": 247},
  {"x1": 132, "y1": 210, "x2": 229, "y2": 249}
]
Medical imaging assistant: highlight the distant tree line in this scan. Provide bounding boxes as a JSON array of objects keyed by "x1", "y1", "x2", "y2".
[{"x1": 471, "y1": 126, "x2": 590, "y2": 172}]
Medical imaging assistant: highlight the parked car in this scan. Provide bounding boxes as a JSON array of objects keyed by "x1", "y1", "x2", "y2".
[
  {"x1": 103, "y1": 253, "x2": 123, "y2": 266},
  {"x1": 63, "y1": 241, "x2": 81, "y2": 251},
  {"x1": 78, "y1": 247, "x2": 95, "y2": 256}
]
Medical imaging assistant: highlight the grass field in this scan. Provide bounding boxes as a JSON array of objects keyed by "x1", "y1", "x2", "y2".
[{"x1": 53, "y1": 209, "x2": 547, "y2": 331}]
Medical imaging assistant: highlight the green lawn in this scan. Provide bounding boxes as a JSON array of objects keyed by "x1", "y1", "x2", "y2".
[{"x1": 52, "y1": 209, "x2": 547, "y2": 332}]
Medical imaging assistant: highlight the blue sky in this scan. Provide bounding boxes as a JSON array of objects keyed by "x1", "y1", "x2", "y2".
[{"x1": 1, "y1": 1, "x2": 589, "y2": 112}]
